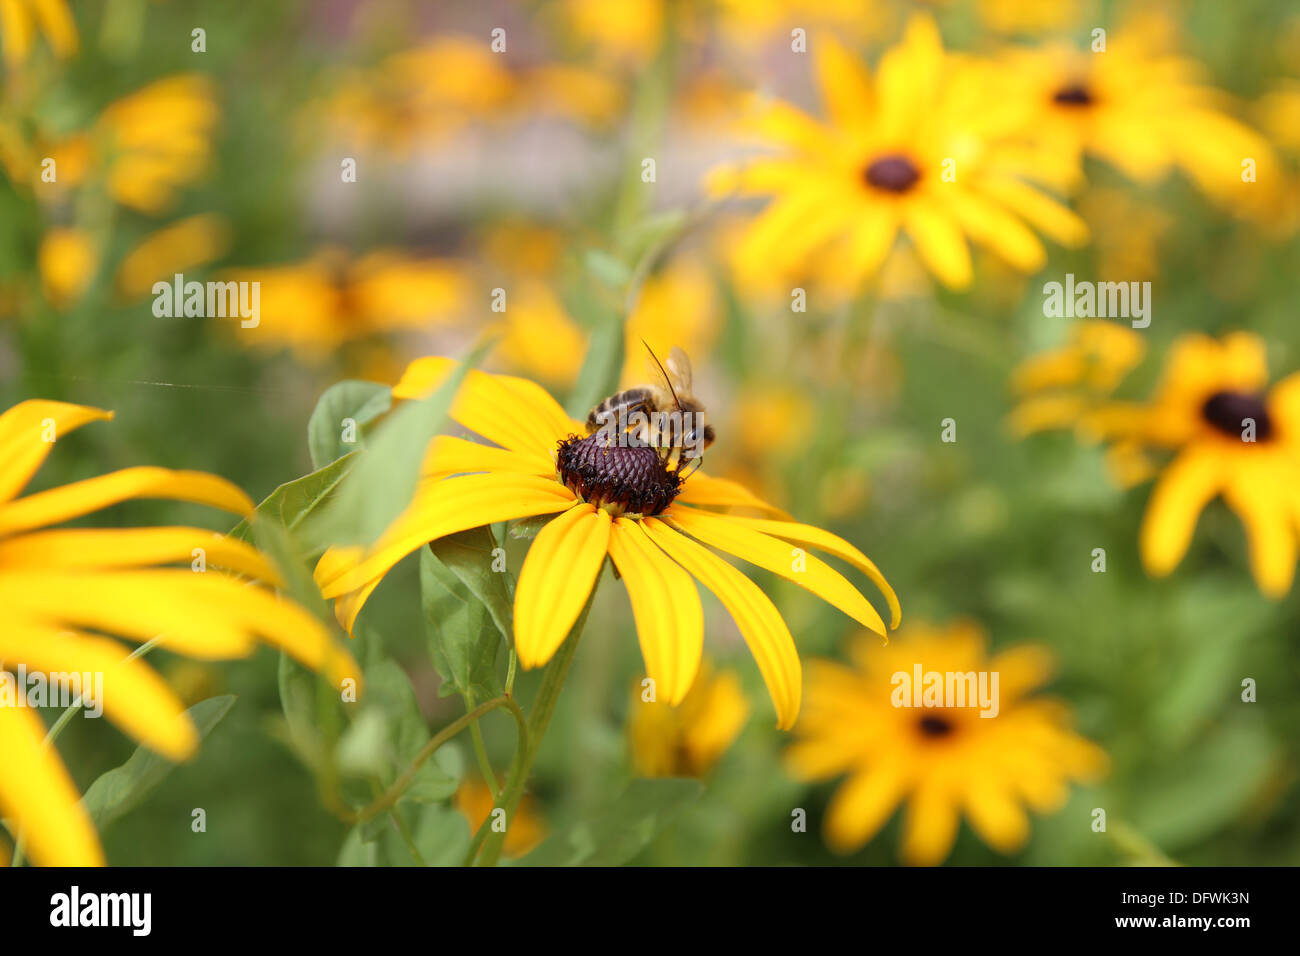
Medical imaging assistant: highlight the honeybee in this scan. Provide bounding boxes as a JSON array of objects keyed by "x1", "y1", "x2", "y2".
[{"x1": 586, "y1": 342, "x2": 715, "y2": 475}]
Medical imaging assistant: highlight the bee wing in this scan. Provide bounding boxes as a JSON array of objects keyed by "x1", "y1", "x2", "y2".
[{"x1": 665, "y1": 346, "x2": 694, "y2": 394}]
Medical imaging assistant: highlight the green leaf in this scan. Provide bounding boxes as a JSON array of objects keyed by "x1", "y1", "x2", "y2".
[
  {"x1": 429, "y1": 526, "x2": 514, "y2": 645},
  {"x1": 336, "y1": 825, "x2": 381, "y2": 866},
  {"x1": 307, "y1": 380, "x2": 393, "y2": 470},
  {"x1": 278, "y1": 652, "x2": 324, "y2": 765},
  {"x1": 229, "y1": 451, "x2": 357, "y2": 546},
  {"x1": 518, "y1": 778, "x2": 702, "y2": 866},
  {"x1": 80, "y1": 695, "x2": 237, "y2": 830},
  {"x1": 304, "y1": 339, "x2": 491, "y2": 548},
  {"x1": 567, "y1": 312, "x2": 624, "y2": 420},
  {"x1": 420, "y1": 543, "x2": 503, "y2": 701},
  {"x1": 1132, "y1": 717, "x2": 1278, "y2": 850},
  {"x1": 584, "y1": 248, "x2": 634, "y2": 289}
]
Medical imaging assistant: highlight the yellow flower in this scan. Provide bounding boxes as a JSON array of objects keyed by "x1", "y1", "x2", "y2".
[
  {"x1": 976, "y1": 0, "x2": 1084, "y2": 35},
  {"x1": 0, "y1": 0, "x2": 77, "y2": 67},
  {"x1": 997, "y1": 26, "x2": 1278, "y2": 215},
  {"x1": 710, "y1": 15, "x2": 1087, "y2": 294},
  {"x1": 315, "y1": 359, "x2": 900, "y2": 729},
  {"x1": 495, "y1": 280, "x2": 588, "y2": 388},
  {"x1": 622, "y1": 258, "x2": 720, "y2": 384},
  {"x1": 557, "y1": 0, "x2": 664, "y2": 66},
  {"x1": 0, "y1": 400, "x2": 358, "y2": 866},
  {"x1": 318, "y1": 36, "x2": 622, "y2": 155},
  {"x1": 454, "y1": 777, "x2": 544, "y2": 857},
  {"x1": 223, "y1": 248, "x2": 469, "y2": 361},
  {"x1": 787, "y1": 620, "x2": 1107, "y2": 865},
  {"x1": 7, "y1": 75, "x2": 218, "y2": 214},
  {"x1": 37, "y1": 227, "x2": 97, "y2": 307},
  {"x1": 1007, "y1": 320, "x2": 1146, "y2": 438},
  {"x1": 628, "y1": 659, "x2": 749, "y2": 778},
  {"x1": 1103, "y1": 333, "x2": 1300, "y2": 598},
  {"x1": 115, "y1": 214, "x2": 232, "y2": 300}
]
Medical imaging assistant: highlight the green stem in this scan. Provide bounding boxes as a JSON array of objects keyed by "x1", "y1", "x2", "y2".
[
  {"x1": 351, "y1": 695, "x2": 526, "y2": 825},
  {"x1": 475, "y1": 595, "x2": 594, "y2": 867},
  {"x1": 10, "y1": 636, "x2": 162, "y2": 868},
  {"x1": 463, "y1": 689, "x2": 500, "y2": 801}
]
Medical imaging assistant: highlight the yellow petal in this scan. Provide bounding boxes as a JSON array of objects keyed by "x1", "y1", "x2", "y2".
[
  {"x1": 824, "y1": 761, "x2": 908, "y2": 853},
  {"x1": 514, "y1": 504, "x2": 610, "y2": 669},
  {"x1": 1224, "y1": 460, "x2": 1297, "y2": 598},
  {"x1": 393, "y1": 358, "x2": 580, "y2": 457},
  {"x1": 0, "y1": 702, "x2": 104, "y2": 866},
  {"x1": 980, "y1": 178, "x2": 1089, "y2": 247},
  {"x1": 642, "y1": 518, "x2": 801, "y2": 728},
  {"x1": 666, "y1": 506, "x2": 889, "y2": 637},
  {"x1": 814, "y1": 35, "x2": 874, "y2": 129},
  {"x1": 0, "y1": 400, "x2": 112, "y2": 503},
  {"x1": 0, "y1": 468, "x2": 253, "y2": 537},
  {"x1": 0, "y1": 570, "x2": 358, "y2": 687},
  {"x1": 1139, "y1": 446, "x2": 1224, "y2": 578},
  {"x1": 676, "y1": 472, "x2": 791, "y2": 517},
  {"x1": 903, "y1": 200, "x2": 972, "y2": 290},
  {"x1": 0, "y1": 623, "x2": 196, "y2": 761},
  {"x1": 713, "y1": 514, "x2": 900, "y2": 629},
  {"x1": 944, "y1": 188, "x2": 1046, "y2": 273},
  {"x1": 422, "y1": 434, "x2": 552, "y2": 479},
  {"x1": 316, "y1": 472, "x2": 575, "y2": 599},
  {"x1": 901, "y1": 778, "x2": 959, "y2": 866},
  {"x1": 607, "y1": 518, "x2": 703, "y2": 706},
  {"x1": 0, "y1": 527, "x2": 279, "y2": 582},
  {"x1": 32, "y1": 0, "x2": 78, "y2": 56},
  {"x1": 962, "y1": 762, "x2": 1030, "y2": 854}
]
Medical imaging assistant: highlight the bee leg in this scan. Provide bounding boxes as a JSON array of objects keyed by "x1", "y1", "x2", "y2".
[{"x1": 676, "y1": 453, "x2": 703, "y2": 481}]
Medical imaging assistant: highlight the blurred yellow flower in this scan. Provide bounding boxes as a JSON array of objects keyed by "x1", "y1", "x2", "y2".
[
  {"x1": 710, "y1": 16, "x2": 1087, "y2": 294},
  {"x1": 1098, "y1": 333, "x2": 1300, "y2": 598},
  {"x1": 454, "y1": 777, "x2": 544, "y2": 857},
  {"x1": 116, "y1": 214, "x2": 232, "y2": 300},
  {"x1": 558, "y1": 0, "x2": 664, "y2": 66},
  {"x1": 315, "y1": 358, "x2": 900, "y2": 729},
  {"x1": 223, "y1": 248, "x2": 469, "y2": 361},
  {"x1": 976, "y1": 0, "x2": 1084, "y2": 35},
  {"x1": 7, "y1": 75, "x2": 218, "y2": 215},
  {"x1": 1007, "y1": 320, "x2": 1146, "y2": 438},
  {"x1": 998, "y1": 26, "x2": 1278, "y2": 215},
  {"x1": 320, "y1": 35, "x2": 622, "y2": 155},
  {"x1": 0, "y1": 0, "x2": 77, "y2": 67},
  {"x1": 495, "y1": 280, "x2": 588, "y2": 388},
  {"x1": 37, "y1": 227, "x2": 97, "y2": 307},
  {"x1": 623, "y1": 258, "x2": 720, "y2": 383},
  {"x1": 787, "y1": 620, "x2": 1107, "y2": 865},
  {"x1": 628, "y1": 659, "x2": 749, "y2": 777},
  {"x1": 0, "y1": 400, "x2": 358, "y2": 866}
]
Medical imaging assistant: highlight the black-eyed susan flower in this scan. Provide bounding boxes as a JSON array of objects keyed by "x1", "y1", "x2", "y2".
[
  {"x1": 222, "y1": 248, "x2": 469, "y2": 361},
  {"x1": 786, "y1": 620, "x2": 1106, "y2": 865},
  {"x1": 315, "y1": 358, "x2": 900, "y2": 729},
  {"x1": 3, "y1": 75, "x2": 218, "y2": 215},
  {"x1": 0, "y1": 400, "x2": 358, "y2": 866},
  {"x1": 0, "y1": 0, "x2": 76, "y2": 68},
  {"x1": 997, "y1": 20, "x2": 1278, "y2": 215},
  {"x1": 628, "y1": 658, "x2": 749, "y2": 778},
  {"x1": 709, "y1": 15, "x2": 1087, "y2": 294},
  {"x1": 454, "y1": 777, "x2": 545, "y2": 857},
  {"x1": 1007, "y1": 319, "x2": 1146, "y2": 439},
  {"x1": 1095, "y1": 333, "x2": 1300, "y2": 598}
]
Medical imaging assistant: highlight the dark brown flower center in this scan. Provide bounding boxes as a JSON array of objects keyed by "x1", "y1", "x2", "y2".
[
  {"x1": 556, "y1": 432, "x2": 682, "y2": 517},
  {"x1": 918, "y1": 713, "x2": 955, "y2": 738},
  {"x1": 1202, "y1": 390, "x2": 1273, "y2": 441},
  {"x1": 863, "y1": 154, "x2": 921, "y2": 193},
  {"x1": 1052, "y1": 83, "x2": 1095, "y2": 107}
]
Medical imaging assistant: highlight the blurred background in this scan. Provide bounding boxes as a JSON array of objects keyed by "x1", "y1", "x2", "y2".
[{"x1": 3, "y1": 0, "x2": 1299, "y2": 865}]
